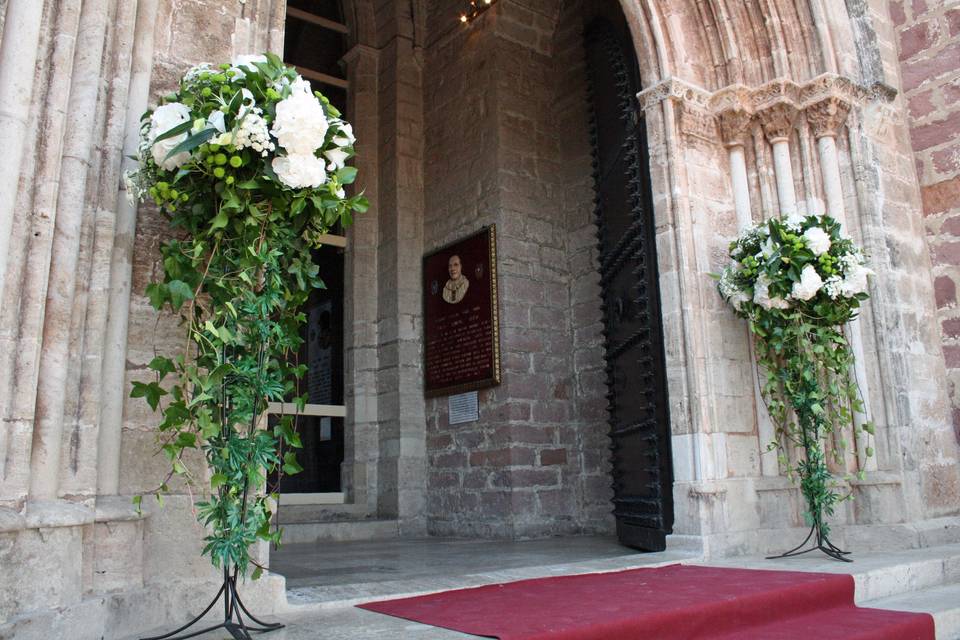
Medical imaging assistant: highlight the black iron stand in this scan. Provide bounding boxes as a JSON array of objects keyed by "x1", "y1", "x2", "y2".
[
  {"x1": 766, "y1": 521, "x2": 852, "y2": 562},
  {"x1": 140, "y1": 566, "x2": 284, "y2": 640}
]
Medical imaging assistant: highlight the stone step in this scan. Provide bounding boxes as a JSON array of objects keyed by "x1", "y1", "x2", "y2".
[
  {"x1": 865, "y1": 582, "x2": 960, "y2": 640},
  {"x1": 702, "y1": 542, "x2": 960, "y2": 604},
  {"x1": 279, "y1": 518, "x2": 400, "y2": 545},
  {"x1": 276, "y1": 502, "x2": 372, "y2": 524}
]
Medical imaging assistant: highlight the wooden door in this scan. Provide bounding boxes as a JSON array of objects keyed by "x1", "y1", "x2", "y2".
[{"x1": 584, "y1": 10, "x2": 674, "y2": 551}]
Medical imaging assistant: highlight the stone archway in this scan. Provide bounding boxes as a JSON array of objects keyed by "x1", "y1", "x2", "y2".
[{"x1": 300, "y1": 0, "x2": 960, "y2": 553}]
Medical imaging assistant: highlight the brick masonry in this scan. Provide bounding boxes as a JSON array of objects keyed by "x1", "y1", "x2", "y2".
[
  {"x1": 893, "y1": 0, "x2": 960, "y2": 444},
  {"x1": 422, "y1": 0, "x2": 613, "y2": 539}
]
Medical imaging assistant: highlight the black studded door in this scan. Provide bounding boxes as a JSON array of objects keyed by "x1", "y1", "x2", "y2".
[{"x1": 584, "y1": 11, "x2": 673, "y2": 552}]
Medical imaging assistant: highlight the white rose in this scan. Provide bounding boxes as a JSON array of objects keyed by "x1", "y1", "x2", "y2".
[
  {"x1": 802, "y1": 226, "x2": 831, "y2": 256},
  {"x1": 149, "y1": 102, "x2": 192, "y2": 170},
  {"x1": 791, "y1": 264, "x2": 824, "y2": 301},
  {"x1": 331, "y1": 122, "x2": 355, "y2": 147},
  {"x1": 753, "y1": 273, "x2": 790, "y2": 310},
  {"x1": 784, "y1": 212, "x2": 806, "y2": 231},
  {"x1": 272, "y1": 153, "x2": 328, "y2": 189},
  {"x1": 839, "y1": 264, "x2": 874, "y2": 297},
  {"x1": 324, "y1": 147, "x2": 349, "y2": 171},
  {"x1": 270, "y1": 91, "x2": 329, "y2": 155}
]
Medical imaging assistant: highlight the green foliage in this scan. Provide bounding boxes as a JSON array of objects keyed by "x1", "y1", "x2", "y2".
[
  {"x1": 129, "y1": 54, "x2": 366, "y2": 577},
  {"x1": 717, "y1": 214, "x2": 873, "y2": 538}
]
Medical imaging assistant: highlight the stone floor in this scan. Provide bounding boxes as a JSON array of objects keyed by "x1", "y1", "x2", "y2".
[{"x1": 133, "y1": 536, "x2": 960, "y2": 639}]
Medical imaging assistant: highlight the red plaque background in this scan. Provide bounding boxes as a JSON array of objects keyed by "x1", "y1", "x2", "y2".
[{"x1": 423, "y1": 226, "x2": 501, "y2": 397}]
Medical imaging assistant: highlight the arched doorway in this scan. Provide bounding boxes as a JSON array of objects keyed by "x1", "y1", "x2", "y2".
[{"x1": 584, "y1": 3, "x2": 674, "y2": 551}]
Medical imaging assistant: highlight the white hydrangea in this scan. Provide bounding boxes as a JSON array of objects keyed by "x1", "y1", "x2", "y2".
[
  {"x1": 270, "y1": 90, "x2": 329, "y2": 155},
  {"x1": 184, "y1": 62, "x2": 214, "y2": 82},
  {"x1": 783, "y1": 211, "x2": 806, "y2": 232},
  {"x1": 839, "y1": 264, "x2": 874, "y2": 297},
  {"x1": 823, "y1": 275, "x2": 844, "y2": 299},
  {"x1": 753, "y1": 273, "x2": 790, "y2": 310},
  {"x1": 839, "y1": 250, "x2": 864, "y2": 272},
  {"x1": 791, "y1": 264, "x2": 824, "y2": 301},
  {"x1": 272, "y1": 153, "x2": 327, "y2": 189},
  {"x1": 802, "y1": 226, "x2": 832, "y2": 256},
  {"x1": 149, "y1": 102, "x2": 192, "y2": 170},
  {"x1": 719, "y1": 268, "x2": 749, "y2": 310},
  {"x1": 235, "y1": 108, "x2": 275, "y2": 157}
]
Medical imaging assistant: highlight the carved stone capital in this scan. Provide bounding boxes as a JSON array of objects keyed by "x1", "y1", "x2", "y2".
[
  {"x1": 678, "y1": 103, "x2": 718, "y2": 141},
  {"x1": 805, "y1": 96, "x2": 851, "y2": 139},
  {"x1": 636, "y1": 77, "x2": 712, "y2": 112},
  {"x1": 758, "y1": 102, "x2": 799, "y2": 144},
  {"x1": 717, "y1": 108, "x2": 754, "y2": 147}
]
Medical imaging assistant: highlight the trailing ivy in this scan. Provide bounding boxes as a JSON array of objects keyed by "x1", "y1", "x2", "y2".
[
  {"x1": 717, "y1": 214, "x2": 873, "y2": 541},
  {"x1": 128, "y1": 54, "x2": 366, "y2": 577}
]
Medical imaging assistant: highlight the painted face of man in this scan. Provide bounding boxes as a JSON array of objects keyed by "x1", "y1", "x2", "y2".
[{"x1": 448, "y1": 255, "x2": 462, "y2": 280}]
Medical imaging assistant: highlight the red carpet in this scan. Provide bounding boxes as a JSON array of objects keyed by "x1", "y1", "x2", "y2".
[{"x1": 357, "y1": 565, "x2": 935, "y2": 639}]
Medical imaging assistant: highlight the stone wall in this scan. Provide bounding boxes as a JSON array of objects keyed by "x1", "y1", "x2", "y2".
[
  {"x1": 1, "y1": 0, "x2": 959, "y2": 637},
  {"x1": 422, "y1": 0, "x2": 612, "y2": 539},
  {"x1": 891, "y1": 0, "x2": 960, "y2": 445}
]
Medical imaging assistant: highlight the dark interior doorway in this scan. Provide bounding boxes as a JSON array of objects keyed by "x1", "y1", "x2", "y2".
[{"x1": 583, "y1": 2, "x2": 674, "y2": 551}]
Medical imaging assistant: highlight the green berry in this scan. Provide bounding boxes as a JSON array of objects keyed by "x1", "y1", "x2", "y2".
[
  {"x1": 225, "y1": 176, "x2": 235, "y2": 185},
  {"x1": 209, "y1": 144, "x2": 220, "y2": 152},
  {"x1": 214, "y1": 153, "x2": 227, "y2": 166},
  {"x1": 213, "y1": 167, "x2": 226, "y2": 179},
  {"x1": 201, "y1": 87, "x2": 212, "y2": 97},
  {"x1": 229, "y1": 155, "x2": 242, "y2": 168}
]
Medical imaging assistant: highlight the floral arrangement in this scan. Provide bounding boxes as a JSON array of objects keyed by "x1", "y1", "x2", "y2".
[
  {"x1": 127, "y1": 53, "x2": 366, "y2": 578},
  {"x1": 717, "y1": 213, "x2": 874, "y2": 554}
]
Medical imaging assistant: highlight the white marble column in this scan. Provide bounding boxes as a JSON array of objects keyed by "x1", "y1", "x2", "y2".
[
  {"x1": 758, "y1": 103, "x2": 800, "y2": 218},
  {"x1": 807, "y1": 96, "x2": 877, "y2": 472},
  {"x1": 0, "y1": 0, "x2": 46, "y2": 312}
]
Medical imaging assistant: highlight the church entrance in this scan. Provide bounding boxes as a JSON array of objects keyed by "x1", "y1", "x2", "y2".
[{"x1": 584, "y1": 4, "x2": 674, "y2": 551}]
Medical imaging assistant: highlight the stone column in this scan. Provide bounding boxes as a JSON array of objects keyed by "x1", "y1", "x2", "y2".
[
  {"x1": 0, "y1": 0, "x2": 45, "y2": 312},
  {"x1": 758, "y1": 102, "x2": 800, "y2": 217},
  {"x1": 29, "y1": 0, "x2": 112, "y2": 502},
  {"x1": 806, "y1": 95, "x2": 877, "y2": 472},
  {"x1": 342, "y1": 43, "x2": 380, "y2": 513},
  {"x1": 718, "y1": 107, "x2": 780, "y2": 477},
  {"x1": 98, "y1": 0, "x2": 159, "y2": 496},
  {"x1": 718, "y1": 108, "x2": 754, "y2": 230}
]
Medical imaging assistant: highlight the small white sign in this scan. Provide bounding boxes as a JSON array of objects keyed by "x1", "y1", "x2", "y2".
[{"x1": 448, "y1": 391, "x2": 479, "y2": 425}]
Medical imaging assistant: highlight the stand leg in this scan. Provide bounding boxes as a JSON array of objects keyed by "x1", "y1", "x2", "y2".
[
  {"x1": 139, "y1": 572, "x2": 284, "y2": 640},
  {"x1": 766, "y1": 522, "x2": 853, "y2": 562}
]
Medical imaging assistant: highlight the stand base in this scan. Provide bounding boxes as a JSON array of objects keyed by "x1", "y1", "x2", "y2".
[
  {"x1": 766, "y1": 523, "x2": 853, "y2": 563},
  {"x1": 141, "y1": 573, "x2": 284, "y2": 640}
]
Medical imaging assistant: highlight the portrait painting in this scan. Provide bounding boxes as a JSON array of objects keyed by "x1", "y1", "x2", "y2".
[{"x1": 423, "y1": 225, "x2": 501, "y2": 397}]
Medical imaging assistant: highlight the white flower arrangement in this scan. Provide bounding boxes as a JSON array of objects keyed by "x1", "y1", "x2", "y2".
[
  {"x1": 125, "y1": 52, "x2": 364, "y2": 226},
  {"x1": 716, "y1": 213, "x2": 876, "y2": 554},
  {"x1": 717, "y1": 214, "x2": 872, "y2": 323}
]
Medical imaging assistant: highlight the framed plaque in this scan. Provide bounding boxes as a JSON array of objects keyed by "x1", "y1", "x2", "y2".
[{"x1": 423, "y1": 225, "x2": 501, "y2": 397}]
